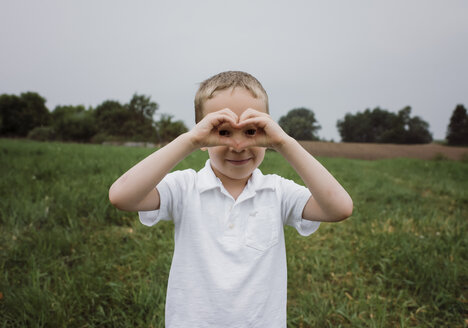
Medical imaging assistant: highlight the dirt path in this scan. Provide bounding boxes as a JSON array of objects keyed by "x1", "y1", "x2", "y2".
[{"x1": 298, "y1": 141, "x2": 468, "y2": 160}]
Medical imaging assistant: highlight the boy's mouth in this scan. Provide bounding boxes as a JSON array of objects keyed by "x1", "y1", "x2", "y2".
[{"x1": 226, "y1": 158, "x2": 251, "y2": 166}]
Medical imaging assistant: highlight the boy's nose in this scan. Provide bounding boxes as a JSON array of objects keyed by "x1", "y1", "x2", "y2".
[
  {"x1": 228, "y1": 139, "x2": 245, "y2": 152},
  {"x1": 229, "y1": 145, "x2": 245, "y2": 153},
  {"x1": 227, "y1": 130, "x2": 247, "y2": 152}
]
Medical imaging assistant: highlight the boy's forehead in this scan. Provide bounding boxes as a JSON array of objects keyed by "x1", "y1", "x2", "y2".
[{"x1": 203, "y1": 87, "x2": 267, "y2": 117}]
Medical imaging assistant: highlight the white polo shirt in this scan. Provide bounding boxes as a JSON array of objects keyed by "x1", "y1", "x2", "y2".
[{"x1": 139, "y1": 160, "x2": 320, "y2": 328}]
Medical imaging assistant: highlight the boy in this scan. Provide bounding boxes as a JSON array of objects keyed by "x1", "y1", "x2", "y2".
[{"x1": 109, "y1": 71, "x2": 353, "y2": 327}]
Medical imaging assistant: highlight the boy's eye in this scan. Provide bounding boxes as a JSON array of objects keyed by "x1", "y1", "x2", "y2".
[
  {"x1": 245, "y1": 129, "x2": 257, "y2": 136},
  {"x1": 219, "y1": 130, "x2": 230, "y2": 136}
]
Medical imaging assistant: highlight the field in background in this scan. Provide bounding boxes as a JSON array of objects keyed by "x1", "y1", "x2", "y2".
[
  {"x1": 0, "y1": 139, "x2": 467, "y2": 327},
  {"x1": 299, "y1": 141, "x2": 468, "y2": 160}
]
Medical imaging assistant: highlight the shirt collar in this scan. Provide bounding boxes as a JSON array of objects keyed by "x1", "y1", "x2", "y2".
[{"x1": 197, "y1": 159, "x2": 276, "y2": 194}]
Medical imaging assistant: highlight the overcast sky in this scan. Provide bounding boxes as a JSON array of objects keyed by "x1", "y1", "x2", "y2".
[{"x1": 1, "y1": 0, "x2": 467, "y2": 141}]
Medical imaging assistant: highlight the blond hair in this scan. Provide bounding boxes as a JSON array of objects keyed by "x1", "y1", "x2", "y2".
[{"x1": 194, "y1": 71, "x2": 269, "y2": 123}]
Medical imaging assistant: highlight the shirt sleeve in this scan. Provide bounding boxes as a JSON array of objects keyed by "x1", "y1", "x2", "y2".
[
  {"x1": 138, "y1": 169, "x2": 194, "y2": 227},
  {"x1": 278, "y1": 176, "x2": 320, "y2": 236}
]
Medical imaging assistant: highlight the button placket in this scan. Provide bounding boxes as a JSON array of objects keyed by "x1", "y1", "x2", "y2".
[{"x1": 224, "y1": 203, "x2": 237, "y2": 236}]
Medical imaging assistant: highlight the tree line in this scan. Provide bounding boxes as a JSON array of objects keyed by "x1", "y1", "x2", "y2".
[
  {"x1": 1, "y1": 91, "x2": 467, "y2": 146},
  {"x1": 0, "y1": 92, "x2": 187, "y2": 144},
  {"x1": 279, "y1": 105, "x2": 468, "y2": 146}
]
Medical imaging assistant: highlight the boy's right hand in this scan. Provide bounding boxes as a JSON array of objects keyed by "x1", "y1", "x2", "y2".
[{"x1": 188, "y1": 108, "x2": 241, "y2": 149}]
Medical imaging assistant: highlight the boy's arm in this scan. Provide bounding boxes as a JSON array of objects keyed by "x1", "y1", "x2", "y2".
[
  {"x1": 109, "y1": 133, "x2": 195, "y2": 211},
  {"x1": 109, "y1": 109, "x2": 239, "y2": 212},
  {"x1": 277, "y1": 137, "x2": 353, "y2": 222},
  {"x1": 238, "y1": 109, "x2": 353, "y2": 222}
]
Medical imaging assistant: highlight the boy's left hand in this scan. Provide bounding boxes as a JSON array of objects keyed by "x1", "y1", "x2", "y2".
[{"x1": 236, "y1": 109, "x2": 291, "y2": 151}]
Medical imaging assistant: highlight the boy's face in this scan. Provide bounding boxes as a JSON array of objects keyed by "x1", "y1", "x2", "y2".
[{"x1": 202, "y1": 87, "x2": 267, "y2": 184}]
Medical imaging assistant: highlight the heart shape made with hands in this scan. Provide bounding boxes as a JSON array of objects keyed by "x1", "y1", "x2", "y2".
[{"x1": 213, "y1": 121, "x2": 266, "y2": 150}]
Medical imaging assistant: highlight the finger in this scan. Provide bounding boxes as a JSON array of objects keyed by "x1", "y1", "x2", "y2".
[
  {"x1": 215, "y1": 122, "x2": 236, "y2": 137},
  {"x1": 236, "y1": 117, "x2": 268, "y2": 129},
  {"x1": 207, "y1": 112, "x2": 238, "y2": 129},
  {"x1": 216, "y1": 108, "x2": 239, "y2": 125},
  {"x1": 206, "y1": 134, "x2": 238, "y2": 148},
  {"x1": 194, "y1": 113, "x2": 239, "y2": 147},
  {"x1": 239, "y1": 108, "x2": 269, "y2": 123},
  {"x1": 235, "y1": 134, "x2": 269, "y2": 149}
]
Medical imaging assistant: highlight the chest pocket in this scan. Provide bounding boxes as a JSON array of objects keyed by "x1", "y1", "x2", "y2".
[{"x1": 245, "y1": 206, "x2": 279, "y2": 252}]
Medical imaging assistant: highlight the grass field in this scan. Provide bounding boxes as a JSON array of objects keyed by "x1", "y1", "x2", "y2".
[{"x1": 0, "y1": 139, "x2": 467, "y2": 327}]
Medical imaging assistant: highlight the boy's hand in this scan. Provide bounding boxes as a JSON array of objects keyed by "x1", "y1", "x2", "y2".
[
  {"x1": 236, "y1": 109, "x2": 291, "y2": 151},
  {"x1": 188, "y1": 108, "x2": 241, "y2": 149},
  {"x1": 188, "y1": 108, "x2": 291, "y2": 151}
]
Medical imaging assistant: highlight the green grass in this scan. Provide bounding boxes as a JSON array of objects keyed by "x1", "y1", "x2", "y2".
[{"x1": 0, "y1": 139, "x2": 466, "y2": 327}]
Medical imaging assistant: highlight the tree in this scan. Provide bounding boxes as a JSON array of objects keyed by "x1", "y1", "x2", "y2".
[
  {"x1": 337, "y1": 107, "x2": 398, "y2": 143},
  {"x1": 337, "y1": 106, "x2": 432, "y2": 144},
  {"x1": 0, "y1": 92, "x2": 50, "y2": 137},
  {"x1": 127, "y1": 93, "x2": 159, "y2": 122},
  {"x1": 405, "y1": 116, "x2": 432, "y2": 144},
  {"x1": 93, "y1": 94, "x2": 159, "y2": 141},
  {"x1": 278, "y1": 108, "x2": 321, "y2": 141},
  {"x1": 94, "y1": 100, "x2": 128, "y2": 137},
  {"x1": 51, "y1": 105, "x2": 97, "y2": 142},
  {"x1": 122, "y1": 94, "x2": 158, "y2": 140},
  {"x1": 380, "y1": 107, "x2": 432, "y2": 144},
  {"x1": 446, "y1": 104, "x2": 468, "y2": 146},
  {"x1": 156, "y1": 114, "x2": 188, "y2": 144}
]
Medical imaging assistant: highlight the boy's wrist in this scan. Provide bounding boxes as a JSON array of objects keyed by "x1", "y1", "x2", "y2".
[
  {"x1": 183, "y1": 130, "x2": 204, "y2": 152},
  {"x1": 274, "y1": 135, "x2": 297, "y2": 153}
]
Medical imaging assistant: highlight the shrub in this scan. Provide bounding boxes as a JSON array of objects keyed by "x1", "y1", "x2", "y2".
[{"x1": 27, "y1": 126, "x2": 55, "y2": 141}]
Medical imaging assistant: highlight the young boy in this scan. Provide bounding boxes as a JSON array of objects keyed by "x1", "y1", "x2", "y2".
[{"x1": 109, "y1": 71, "x2": 352, "y2": 327}]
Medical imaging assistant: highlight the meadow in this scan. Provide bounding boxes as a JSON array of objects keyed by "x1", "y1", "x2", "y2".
[{"x1": 0, "y1": 138, "x2": 466, "y2": 327}]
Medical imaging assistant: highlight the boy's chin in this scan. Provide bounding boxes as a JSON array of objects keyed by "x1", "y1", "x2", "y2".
[{"x1": 211, "y1": 163, "x2": 254, "y2": 179}]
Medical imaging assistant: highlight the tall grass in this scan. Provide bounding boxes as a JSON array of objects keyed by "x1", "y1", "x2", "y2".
[{"x1": 0, "y1": 139, "x2": 466, "y2": 327}]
